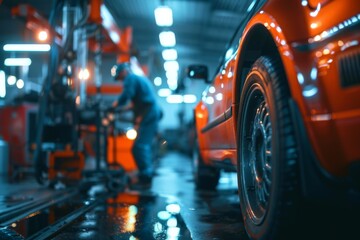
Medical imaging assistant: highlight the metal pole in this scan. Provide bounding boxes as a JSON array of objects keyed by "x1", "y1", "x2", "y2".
[{"x1": 95, "y1": 104, "x2": 101, "y2": 170}]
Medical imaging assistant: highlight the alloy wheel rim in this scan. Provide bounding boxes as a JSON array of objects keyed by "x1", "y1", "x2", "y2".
[{"x1": 241, "y1": 86, "x2": 272, "y2": 225}]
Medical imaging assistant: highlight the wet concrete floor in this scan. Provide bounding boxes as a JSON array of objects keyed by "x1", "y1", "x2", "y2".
[
  {"x1": 150, "y1": 152, "x2": 248, "y2": 240},
  {"x1": 0, "y1": 151, "x2": 249, "y2": 239}
]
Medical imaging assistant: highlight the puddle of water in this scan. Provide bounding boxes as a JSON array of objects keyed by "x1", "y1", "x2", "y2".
[
  {"x1": 53, "y1": 192, "x2": 192, "y2": 240},
  {"x1": 6, "y1": 195, "x2": 86, "y2": 238}
]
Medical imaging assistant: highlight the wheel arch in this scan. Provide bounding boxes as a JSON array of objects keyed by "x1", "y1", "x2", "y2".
[{"x1": 233, "y1": 23, "x2": 290, "y2": 134}]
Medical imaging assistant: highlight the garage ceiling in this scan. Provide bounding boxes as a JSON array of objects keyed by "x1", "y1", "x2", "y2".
[
  {"x1": 104, "y1": 0, "x2": 252, "y2": 77},
  {"x1": 0, "y1": 0, "x2": 255, "y2": 79}
]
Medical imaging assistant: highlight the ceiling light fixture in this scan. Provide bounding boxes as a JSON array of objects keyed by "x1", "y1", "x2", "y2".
[
  {"x1": 158, "y1": 88, "x2": 172, "y2": 97},
  {"x1": 7, "y1": 75, "x2": 16, "y2": 85},
  {"x1": 0, "y1": 71, "x2": 6, "y2": 98},
  {"x1": 166, "y1": 94, "x2": 183, "y2": 104},
  {"x1": 3, "y1": 44, "x2": 50, "y2": 52},
  {"x1": 162, "y1": 49, "x2": 178, "y2": 61},
  {"x1": 101, "y1": 5, "x2": 113, "y2": 28},
  {"x1": 4, "y1": 58, "x2": 32, "y2": 66},
  {"x1": 154, "y1": 6, "x2": 173, "y2": 27},
  {"x1": 16, "y1": 79, "x2": 24, "y2": 89},
  {"x1": 78, "y1": 68, "x2": 90, "y2": 81},
  {"x1": 154, "y1": 77, "x2": 162, "y2": 86},
  {"x1": 159, "y1": 31, "x2": 176, "y2": 47},
  {"x1": 126, "y1": 128, "x2": 137, "y2": 140},
  {"x1": 183, "y1": 94, "x2": 197, "y2": 103},
  {"x1": 38, "y1": 30, "x2": 49, "y2": 41},
  {"x1": 101, "y1": 5, "x2": 122, "y2": 44},
  {"x1": 109, "y1": 31, "x2": 120, "y2": 43},
  {"x1": 164, "y1": 61, "x2": 179, "y2": 72},
  {"x1": 166, "y1": 70, "x2": 178, "y2": 80},
  {"x1": 167, "y1": 80, "x2": 178, "y2": 91}
]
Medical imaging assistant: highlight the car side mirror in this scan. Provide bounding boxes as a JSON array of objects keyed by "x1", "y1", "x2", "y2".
[{"x1": 186, "y1": 65, "x2": 210, "y2": 83}]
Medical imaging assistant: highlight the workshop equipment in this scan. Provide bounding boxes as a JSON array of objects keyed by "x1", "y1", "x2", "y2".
[
  {"x1": 48, "y1": 150, "x2": 85, "y2": 185},
  {"x1": 9, "y1": 0, "x2": 138, "y2": 191},
  {"x1": 0, "y1": 104, "x2": 37, "y2": 180},
  {"x1": 107, "y1": 134, "x2": 137, "y2": 173},
  {"x1": 0, "y1": 136, "x2": 9, "y2": 178}
]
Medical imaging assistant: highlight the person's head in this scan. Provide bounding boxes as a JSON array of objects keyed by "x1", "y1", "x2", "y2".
[{"x1": 112, "y1": 62, "x2": 130, "y2": 81}]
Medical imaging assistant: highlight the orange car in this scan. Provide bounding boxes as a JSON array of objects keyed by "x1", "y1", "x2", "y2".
[{"x1": 189, "y1": 0, "x2": 360, "y2": 239}]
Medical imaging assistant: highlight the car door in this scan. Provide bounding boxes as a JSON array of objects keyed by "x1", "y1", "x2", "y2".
[
  {"x1": 201, "y1": 24, "x2": 243, "y2": 151},
  {"x1": 220, "y1": 26, "x2": 245, "y2": 150},
  {"x1": 201, "y1": 62, "x2": 229, "y2": 150}
]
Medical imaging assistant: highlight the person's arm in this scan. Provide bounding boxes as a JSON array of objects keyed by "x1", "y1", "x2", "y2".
[{"x1": 112, "y1": 75, "x2": 135, "y2": 108}]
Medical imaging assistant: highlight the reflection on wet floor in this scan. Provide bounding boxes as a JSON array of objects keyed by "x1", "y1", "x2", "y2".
[
  {"x1": 151, "y1": 152, "x2": 249, "y2": 240},
  {"x1": 0, "y1": 152, "x2": 250, "y2": 239},
  {"x1": 6, "y1": 195, "x2": 86, "y2": 238},
  {"x1": 0, "y1": 195, "x2": 33, "y2": 209},
  {"x1": 53, "y1": 192, "x2": 191, "y2": 240},
  {"x1": 1, "y1": 191, "x2": 191, "y2": 239}
]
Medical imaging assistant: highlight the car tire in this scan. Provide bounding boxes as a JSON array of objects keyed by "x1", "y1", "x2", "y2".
[
  {"x1": 238, "y1": 56, "x2": 300, "y2": 239},
  {"x1": 193, "y1": 138, "x2": 220, "y2": 190}
]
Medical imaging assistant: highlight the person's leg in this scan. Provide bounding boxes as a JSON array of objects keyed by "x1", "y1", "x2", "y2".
[
  {"x1": 132, "y1": 109, "x2": 159, "y2": 184},
  {"x1": 132, "y1": 142, "x2": 153, "y2": 180}
]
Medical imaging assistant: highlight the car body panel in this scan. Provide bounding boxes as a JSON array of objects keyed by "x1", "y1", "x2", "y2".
[
  {"x1": 191, "y1": 0, "x2": 360, "y2": 238},
  {"x1": 194, "y1": 0, "x2": 360, "y2": 180}
]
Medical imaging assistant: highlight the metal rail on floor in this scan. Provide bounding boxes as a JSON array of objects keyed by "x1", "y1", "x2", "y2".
[
  {"x1": 0, "y1": 189, "x2": 78, "y2": 227},
  {"x1": 0, "y1": 187, "x2": 113, "y2": 239},
  {"x1": 26, "y1": 196, "x2": 101, "y2": 240}
]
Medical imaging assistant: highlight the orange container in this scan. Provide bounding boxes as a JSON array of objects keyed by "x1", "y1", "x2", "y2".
[
  {"x1": 107, "y1": 135, "x2": 137, "y2": 172},
  {"x1": 48, "y1": 151, "x2": 85, "y2": 181}
]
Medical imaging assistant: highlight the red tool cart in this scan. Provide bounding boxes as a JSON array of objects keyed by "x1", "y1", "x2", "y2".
[{"x1": 0, "y1": 103, "x2": 38, "y2": 180}]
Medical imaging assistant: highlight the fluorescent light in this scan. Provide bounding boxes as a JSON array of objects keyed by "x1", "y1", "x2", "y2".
[
  {"x1": 166, "y1": 70, "x2": 178, "y2": 90},
  {"x1": 167, "y1": 226, "x2": 180, "y2": 237},
  {"x1": 154, "y1": 77, "x2": 162, "y2": 86},
  {"x1": 101, "y1": 5, "x2": 113, "y2": 28},
  {"x1": 0, "y1": 71, "x2": 6, "y2": 98},
  {"x1": 158, "y1": 88, "x2": 172, "y2": 97},
  {"x1": 154, "y1": 6, "x2": 173, "y2": 27},
  {"x1": 38, "y1": 31, "x2": 48, "y2": 41},
  {"x1": 166, "y1": 70, "x2": 178, "y2": 80},
  {"x1": 162, "y1": 49, "x2": 177, "y2": 61},
  {"x1": 167, "y1": 78, "x2": 177, "y2": 85},
  {"x1": 126, "y1": 129, "x2": 137, "y2": 140},
  {"x1": 16, "y1": 79, "x2": 24, "y2": 89},
  {"x1": 101, "y1": 5, "x2": 122, "y2": 44},
  {"x1": 166, "y1": 203, "x2": 181, "y2": 214},
  {"x1": 109, "y1": 31, "x2": 120, "y2": 43},
  {"x1": 3, "y1": 44, "x2": 50, "y2": 52},
  {"x1": 4, "y1": 58, "x2": 32, "y2": 66},
  {"x1": 167, "y1": 79, "x2": 178, "y2": 90},
  {"x1": 166, "y1": 94, "x2": 183, "y2": 104},
  {"x1": 164, "y1": 61, "x2": 179, "y2": 72},
  {"x1": 78, "y1": 68, "x2": 90, "y2": 80},
  {"x1": 159, "y1": 31, "x2": 176, "y2": 47},
  {"x1": 7, "y1": 75, "x2": 16, "y2": 85},
  {"x1": 183, "y1": 94, "x2": 197, "y2": 103}
]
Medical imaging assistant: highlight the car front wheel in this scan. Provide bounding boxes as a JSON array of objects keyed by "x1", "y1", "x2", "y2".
[{"x1": 238, "y1": 56, "x2": 300, "y2": 239}]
